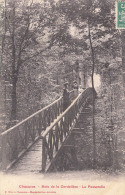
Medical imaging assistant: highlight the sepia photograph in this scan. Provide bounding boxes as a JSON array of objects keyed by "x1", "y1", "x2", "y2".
[{"x1": 0, "y1": 0, "x2": 125, "y2": 194}]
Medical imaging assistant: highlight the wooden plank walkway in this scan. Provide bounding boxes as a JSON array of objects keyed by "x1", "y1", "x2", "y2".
[
  {"x1": 8, "y1": 106, "x2": 93, "y2": 174},
  {"x1": 8, "y1": 113, "x2": 65, "y2": 174},
  {"x1": 7, "y1": 90, "x2": 94, "y2": 174},
  {"x1": 9, "y1": 139, "x2": 42, "y2": 175}
]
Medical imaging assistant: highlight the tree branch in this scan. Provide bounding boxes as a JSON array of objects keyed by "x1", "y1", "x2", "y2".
[
  {"x1": 16, "y1": 3, "x2": 33, "y2": 76},
  {"x1": 88, "y1": 19, "x2": 95, "y2": 89},
  {"x1": 6, "y1": 17, "x2": 12, "y2": 37},
  {"x1": 21, "y1": 41, "x2": 54, "y2": 64}
]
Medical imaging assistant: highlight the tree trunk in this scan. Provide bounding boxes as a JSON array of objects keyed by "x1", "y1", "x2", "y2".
[
  {"x1": 10, "y1": 77, "x2": 17, "y2": 124},
  {"x1": 88, "y1": 25, "x2": 94, "y2": 89},
  {"x1": 9, "y1": 0, "x2": 17, "y2": 127},
  {"x1": 88, "y1": 21, "x2": 96, "y2": 168}
]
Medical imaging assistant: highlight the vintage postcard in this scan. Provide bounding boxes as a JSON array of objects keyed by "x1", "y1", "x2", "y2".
[{"x1": 0, "y1": 0, "x2": 125, "y2": 194}]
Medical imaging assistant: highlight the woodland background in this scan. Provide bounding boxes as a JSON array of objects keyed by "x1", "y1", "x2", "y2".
[{"x1": 0, "y1": 0, "x2": 125, "y2": 171}]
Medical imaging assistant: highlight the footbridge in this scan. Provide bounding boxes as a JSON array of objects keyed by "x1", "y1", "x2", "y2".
[{"x1": 0, "y1": 87, "x2": 96, "y2": 173}]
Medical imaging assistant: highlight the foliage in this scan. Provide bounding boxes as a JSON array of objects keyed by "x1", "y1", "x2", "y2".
[{"x1": 1, "y1": 0, "x2": 122, "y2": 128}]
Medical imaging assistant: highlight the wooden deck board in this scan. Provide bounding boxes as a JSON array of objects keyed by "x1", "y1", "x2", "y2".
[{"x1": 9, "y1": 139, "x2": 42, "y2": 174}]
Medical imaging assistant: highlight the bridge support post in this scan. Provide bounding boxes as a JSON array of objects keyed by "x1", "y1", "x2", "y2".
[{"x1": 41, "y1": 137, "x2": 46, "y2": 172}]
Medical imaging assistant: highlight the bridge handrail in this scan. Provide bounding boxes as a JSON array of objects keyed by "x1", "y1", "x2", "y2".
[
  {"x1": 1, "y1": 96, "x2": 63, "y2": 136},
  {"x1": 0, "y1": 96, "x2": 64, "y2": 170},
  {"x1": 0, "y1": 89, "x2": 77, "y2": 170},
  {"x1": 1, "y1": 89, "x2": 77, "y2": 136},
  {"x1": 42, "y1": 92, "x2": 81, "y2": 138},
  {"x1": 41, "y1": 88, "x2": 94, "y2": 172}
]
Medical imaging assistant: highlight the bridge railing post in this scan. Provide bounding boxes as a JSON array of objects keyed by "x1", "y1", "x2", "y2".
[
  {"x1": 0, "y1": 96, "x2": 63, "y2": 171},
  {"x1": 40, "y1": 88, "x2": 94, "y2": 172},
  {"x1": 42, "y1": 137, "x2": 46, "y2": 172}
]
